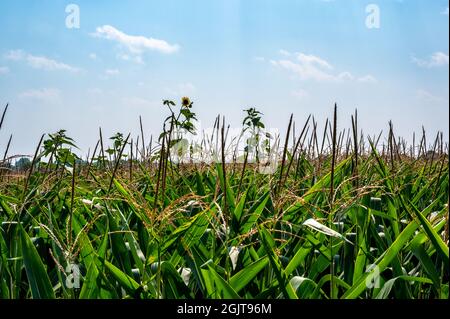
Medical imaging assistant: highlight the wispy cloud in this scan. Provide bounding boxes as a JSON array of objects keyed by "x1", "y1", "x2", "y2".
[
  {"x1": 337, "y1": 71, "x2": 354, "y2": 81},
  {"x1": 442, "y1": 7, "x2": 449, "y2": 15},
  {"x1": 92, "y1": 25, "x2": 180, "y2": 62},
  {"x1": 253, "y1": 56, "x2": 265, "y2": 62},
  {"x1": 357, "y1": 75, "x2": 378, "y2": 83},
  {"x1": 270, "y1": 59, "x2": 334, "y2": 82},
  {"x1": 4, "y1": 50, "x2": 24, "y2": 61},
  {"x1": 5, "y1": 50, "x2": 80, "y2": 73},
  {"x1": 270, "y1": 50, "x2": 376, "y2": 83},
  {"x1": 297, "y1": 53, "x2": 333, "y2": 70},
  {"x1": 105, "y1": 69, "x2": 120, "y2": 76},
  {"x1": 416, "y1": 89, "x2": 445, "y2": 104},
  {"x1": 165, "y1": 82, "x2": 196, "y2": 96},
  {"x1": 0, "y1": 66, "x2": 9, "y2": 74},
  {"x1": 19, "y1": 88, "x2": 61, "y2": 104},
  {"x1": 412, "y1": 52, "x2": 449, "y2": 68},
  {"x1": 279, "y1": 49, "x2": 291, "y2": 57},
  {"x1": 291, "y1": 88, "x2": 309, "y2": 100},
  {"x1": 99, "y1": 69, "x2": 120, "y2": 80},
  {"x1": 116, "y1": 53, "x2": 143, "y2": 64},
  {"x1": 89, "y1": 53, "x2": 97, "y2": 60}
]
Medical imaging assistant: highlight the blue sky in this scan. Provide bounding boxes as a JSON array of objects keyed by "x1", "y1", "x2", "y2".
[{"x1": 0, "y1": 0, "x2": 448, "y2": 156}]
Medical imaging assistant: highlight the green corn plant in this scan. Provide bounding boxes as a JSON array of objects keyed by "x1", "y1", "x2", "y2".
[{"x1": 0, "y1": 102, "x2": 448, "y2": 300}]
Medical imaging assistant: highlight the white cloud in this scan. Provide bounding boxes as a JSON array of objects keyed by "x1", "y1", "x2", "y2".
[
  {"x1": 89, "y1": 53, "x2": 97, "y2": 60},
  {"x1": 270, "y1": 52, "x2": 339, "y2": 82},
  {"x1": 92, "y1": 25, "x2": 179, "y2": 62},
  {"x1": 270, "y1": 51, "x2": 377, "y2": 84},
  {"x1": 412, "y1": 52, "x2": 449, "y2": 68},
  {"x1": 416, "y1": 89, "x2": 444, "y2": 104},
  {"x1": 117, "y1": 53, "x2": 143, "y2": 64},
  {"x1": 291, "y1": 89, "x2": 309, "y2": 100},
  {"x1": 4, "y1": 50, "x2": 24, "y2": 61},
  {"x1": 271, "y1": 59, "x2": 334, "y2": 82},
  {"x1": 27, "y1": 56, "x2": 78, "y2": 72},
  {"x1": 19, "y1": 88, "x2": 61, "y2": 103},
  {"x1": 105, "y1": 69, "x2": 120, "y2": 76},
  {"x1": 357, "y1": 74, "x2": 378, "y2": 83},
  {"x1": 337, "y1": 71, "x2": 354, "y2": 81},
  {"x1": 99, "y1": 69, "x2": 120, "y2": 80},
  {"x1": 5, "y1": 50, "x2": 80, "y2": 73},
  {"x1": 0, "y1": 66, "x2": 9, "y2": 74},
  {"x1": 297, "y1": 53, "x2": 333, "y2": 70},
  {"x1": 253, "y1": 56, "x2": 265, "y2": 62},
  {"x1": 442, "y1": 7, "x2": 449, "y2": 15}
]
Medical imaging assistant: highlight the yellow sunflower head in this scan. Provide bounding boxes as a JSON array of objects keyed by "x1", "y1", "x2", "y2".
[{"x1": 181, "y1": 96, "x2": 191, "y2": 107}]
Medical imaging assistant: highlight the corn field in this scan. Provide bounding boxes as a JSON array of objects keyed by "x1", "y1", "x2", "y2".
[{"x1": 0, "y1": 101, "x2": 448, "y2": 299}]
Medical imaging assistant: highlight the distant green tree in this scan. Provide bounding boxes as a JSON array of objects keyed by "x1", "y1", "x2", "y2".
[{"x1": 15, "y1": 157, "x2": 31, "y2": 171}]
